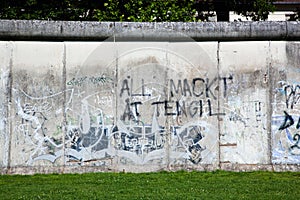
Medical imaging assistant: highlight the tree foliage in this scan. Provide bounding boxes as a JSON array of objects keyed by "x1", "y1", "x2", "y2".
[
  {"x1": 288, "y1": 10, "x2": 300, "y2": 21},
  {"x1": 231, "y1": 0, "x2": 276, "y2": 21},
  {"x1": 0, "y1": 0, "x2": 276, "y2": 21}
]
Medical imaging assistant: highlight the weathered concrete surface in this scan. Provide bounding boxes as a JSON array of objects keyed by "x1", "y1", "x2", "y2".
[
  {"x1": 0, "y1": 20, "x2": 114, "y2": 41},
  {"x1": 0, "y1": 39, "x2": 299, "y2": 174},
  {"x1": 270, "y1": 41, "x2": 300, "y2": 165},
  {"x1": 1, "y1": 21, "x2": 300, "y2": 174},
  {"x1": 0, "y1": 42, "x2": 11, "y2": 172},
  {"x1": 219, "y1": 41, "x2": 270, "y2": 165},
  {"x1": 11, "y1": 42, "x2": 65, "y2": 168},
  {"x1": 1, "y1": 20, "x2": 300, "y2": 41}
]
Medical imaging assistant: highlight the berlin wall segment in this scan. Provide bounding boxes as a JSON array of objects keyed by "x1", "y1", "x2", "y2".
[
  {"x1": 1, "y1": 23, "x2": 300, "y2": 173},
  {"x1": 271, "y1": 42, "x2": 300, "y2": 165},
  {"x1": 217, "y1": 41, "x2": 270, "y2": 166},
  {"x1": 0, "y1": 41, "x2": 275, "y2": 173},
  {"x1": 2, "y1": 38, "x2": 230, "y2": 172},
  {"x1": 0, "y1": 42, "x2": 12, "y2": 174},
  {"x1": 5, "y1": 39, "x2": 274, "y2": 173}
]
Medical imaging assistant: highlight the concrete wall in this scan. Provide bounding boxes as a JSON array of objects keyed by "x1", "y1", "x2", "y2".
[{"x1": 1, "y1": 21, "x2": 300, "y2": 174}]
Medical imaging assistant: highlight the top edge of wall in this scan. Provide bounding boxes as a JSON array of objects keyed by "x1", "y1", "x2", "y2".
[{"x1": 0, "y1": 20, "x2": 300, "y2": 41}]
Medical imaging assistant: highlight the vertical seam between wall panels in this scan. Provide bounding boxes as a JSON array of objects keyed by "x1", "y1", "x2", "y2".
[
  {"x1": 6, "y1": 42, "x2": 13, "y2": 174},
  {"x1": 217, "y1": 41, "x2": 221, "y2": 170},
  {"x1": 114, "y1": 22, "x2": 118, "y2": 123},
  {"x1": 268, "y1": 40, "x2": 273, "y2": 170},
  {"x1": 166, "y1": 41, "x2": 170, "y2": 171},
  {"x1": 164, "y1": 40, "x2": 169, "y2": 171},
  {"x1": 62, "y1": 43, "x2": 67, "y2": 171},
  {"x1": 113, "y1": 22, "x2": 118, "y2": 122},
  {"x1": 113, "y1": 22, "x2": 119, "y2": 170}
]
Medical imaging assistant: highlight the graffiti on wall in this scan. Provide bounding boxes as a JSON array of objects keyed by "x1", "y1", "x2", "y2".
[
  {"x1": 227, "y1": 100, "x2": 266, "y2": 129},
  {"x1": 281, "y1": 82, "x2": 300, "y2": 109},
  {"x1": 119, "y1": 75, "x2": 233, "y2": 120},
  {"x1": 114, "y1": 72, "x2": 231, "y2": 165},
  {"x1": 13, "y1": 79, "x2": 224, "y2": 166},
  {"x1": 10, "y1": 41, "x2": 236, "y2": 167},
  {"x1": 273, "y1": 81, "x2": 300, "y2": 164},
  {"x1": 272, "y1": 112, "x2": 300, "y2": 164},
  {"x1": 14, "y1": 87, "x2": 68, "y2": 165}
]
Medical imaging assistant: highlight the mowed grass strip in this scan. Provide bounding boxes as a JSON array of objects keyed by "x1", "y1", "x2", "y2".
[{"x1": 0, "y1": 170, "x2": 300, "y2": 199}]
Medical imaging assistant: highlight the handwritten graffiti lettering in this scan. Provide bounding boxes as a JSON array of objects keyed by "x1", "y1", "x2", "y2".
[
  {"x1": 278, "y1": 111, "x2": 300, "y2": 130},
  {"x1": 170, "y1": 75, "x2": 233, "y2": 99},
  {"x1": 120, "y1": 78, "x2": 151, "y2": 97},
  {"x1": 228, "y1": 101, "x2": 265, "y2": 128},
  {"x1": 15, "y1": 70, "x2": 230, "y2": 166},
  {"x1": 152, "y1": 101, "x2": 177, "y2": 116},
  {"x1": 67, "y1": 75, "x2": 113, "y2": 87},
  {"x1": 255, "y1": 101, "x2": 262, "y2": 122},
  {"x1": 283, "y1": 84, "x2": 300, "y2": 109},
  {"x1": 121, "y1": 99, "x2": 142, "y2": 121},
  {"x1": 276, "y1": 112, "x2": 300, "y2": 156},
  {"x1": 290, "y1": 134, "x2": 300, "y2": 152},
  {"x1": 121, "y1": 99, "x2": 224, "y2": 120},
  {"x1": 119, "y1": 76, "x2": 231, "y2": 120},
  {"x1": 111, "y1": 128, "x2": 165, "y2": 154},
  {"x1": 109, "y1": 124, "x2": 206, "y2": 164},
  {"x1": 273, "y1": 111, "x2": 300, "y2": 160},
  {"x1": 120, "y1": 75, "x2": 233, "y2": 99}
]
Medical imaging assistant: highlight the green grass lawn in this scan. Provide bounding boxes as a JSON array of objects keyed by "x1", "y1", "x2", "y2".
[{"x1": 0, "y1": 170, "x2": 299, "y2": 199}]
